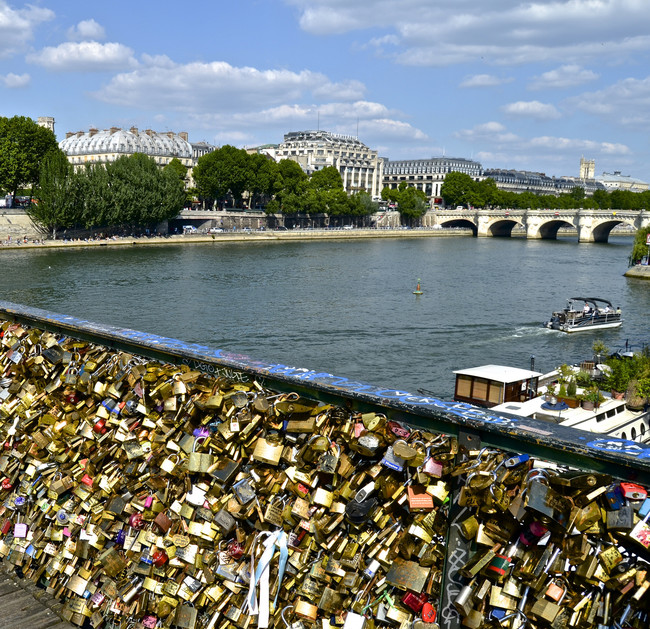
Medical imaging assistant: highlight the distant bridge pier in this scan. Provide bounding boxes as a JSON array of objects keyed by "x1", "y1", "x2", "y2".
[{"x1": 525, "y1": 213, "x2": 545, "y2": 240}]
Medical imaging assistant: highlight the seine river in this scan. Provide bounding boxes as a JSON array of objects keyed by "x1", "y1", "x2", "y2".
[{"x1": 1, "y1": 234, "x2": 648, "y2": 398}]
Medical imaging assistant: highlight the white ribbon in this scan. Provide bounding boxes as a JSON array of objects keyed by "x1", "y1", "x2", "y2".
[{"x1": 245, "y1": 530, "x2": 289, "y2": 628}]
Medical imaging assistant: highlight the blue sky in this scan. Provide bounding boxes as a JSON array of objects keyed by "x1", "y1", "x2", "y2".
[{"x1": 1, "y1": 0, "x2": 650, "y2": 181}]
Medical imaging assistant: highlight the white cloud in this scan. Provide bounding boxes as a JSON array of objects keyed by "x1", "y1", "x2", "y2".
[
  {"x1": 94, "y1": 60, "x2": 363, "y2": 112},
  {"x1": 569, "y1": 76, "x2": 650, "y2": 126},
  {"x1": 529, "y1": 135, "x2": 629, "y2": 154},
  {"x1": 27, "y1": 42, "x2": 136, "y2": 72},
  {"x1": 501, "y1": 100, "x2": 561, "y2": 120},
  {"x1": 67, "y1": 19, "x2": 106, "y2": 41},
  {"x1": 313, "y1": 79, "x2": 365, "y2": 100},
  {"x1": 284, "y1": 1, "x2": 650, "y2": 66},
  {"x1": 460, "y1": 74, "x2": 514, "y2": 88},
  {"x1": 2, "y1": 72, "x2": 29, "y2": 88},
  {"x1": 529, "y1": 64, "x2": 598, "y2": 89},
  {"x1": 457, "y1": 120, "x2": 630, "y2": 159},
  {"x1": 456, "y1": 121, "x2": 520, "y2": 144},
  {"x1": 0, "y1": 1, "x2": 54, "y2": 59}
]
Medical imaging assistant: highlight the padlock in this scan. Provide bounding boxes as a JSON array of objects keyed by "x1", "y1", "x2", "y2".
[
  {"x1": 381, "y1": 445, "x2": 407, "y2": 471},
  {"x1": 317, "y1": 441, "x2": 340, "y2": 474},
  {"x1": 530, "y1": 578, "x2": 568, "y2": 623},
  {"x1": 187, "y1": 440, "x2": 214, "y2": 473}
]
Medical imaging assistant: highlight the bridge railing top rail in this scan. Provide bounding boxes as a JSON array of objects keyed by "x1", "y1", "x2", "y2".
[{"x1": 1, "y1": 299, "x2": 650, "y2": 482}]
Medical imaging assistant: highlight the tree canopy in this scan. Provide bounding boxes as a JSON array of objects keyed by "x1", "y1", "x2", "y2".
[
  {"x1": 32, "y1": 153, "x2": 185, "y2": 236},
  {"x1": 381, "y1": 182, "x2": 428, "y2": 224},
  {"x1": 0, "y1": 116, "x2": 59, "y2": 196}
]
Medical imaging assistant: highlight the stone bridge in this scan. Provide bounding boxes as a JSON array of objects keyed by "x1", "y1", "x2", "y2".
[{"x1": 423, "y1": 208, "x2": 650, "y2": 242}]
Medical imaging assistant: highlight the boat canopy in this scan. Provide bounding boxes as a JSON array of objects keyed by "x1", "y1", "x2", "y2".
[
  {"x1": 453, "y1": 365, "x2": 542, "y2": 384},
  {"x1": 568, "y1": 297, "x2": 615, "y2": 308}
]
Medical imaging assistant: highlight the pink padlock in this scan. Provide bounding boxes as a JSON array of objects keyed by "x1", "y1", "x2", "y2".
[{"x1": 423, "y1": 457, "x2": 443, "y2": 477}]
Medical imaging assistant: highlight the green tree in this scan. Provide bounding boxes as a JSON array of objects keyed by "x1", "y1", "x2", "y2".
[
  {"x1": 397, "y1": 185, "x2": 428, "y2": 225},
  {"x1": 353, "y1": 192, "x2": 378, "y2": 219},
  {"x1": 80, "y1": 164, "x2": 112, "y2": 228},
  {"x1": 248, "y1": 153, "x2": 278, "y2": 209},
  {"x1": 192, "y1": 145, "x2": 251, "y2": 208},
  {"x1": 592, "y1": 189, "x2": 611, "y2": 209},
  {"x1": 630, "y1": 227, "x2": 650, "y2": 264},
  {"x1": 310, "y1": 166, "x2": 344, "y2": 191},
  {"x1": 440, "y1": 172, "x2": 476, "y2": 208},
  {"x1": 164, "y1": 158, "x2": 188, "y2": 182},
  {"x1": 476, "y1": 178, "x2": 500, "y2": 208},
  {"x1": 570, "y1": 186, "x2": 585, "y2": 204},
  {"x1": 30, "y1": 149, "x2": 80, "y2": 238},
  {"x1": 270, "y1": 159, "x2": 308, "y2": 214},
  {"x1": 0, "y1": 116, "x2": 59, "y2": 196}
]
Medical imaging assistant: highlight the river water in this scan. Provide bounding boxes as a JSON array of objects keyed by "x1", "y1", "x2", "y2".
[{"x1": 1, "y1": 235, "x2": 648, "y2": 398}]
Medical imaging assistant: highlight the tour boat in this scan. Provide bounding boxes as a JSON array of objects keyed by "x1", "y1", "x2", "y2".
[{"x1": 544, "y1": 297, "x2": 622, "y2": 333}]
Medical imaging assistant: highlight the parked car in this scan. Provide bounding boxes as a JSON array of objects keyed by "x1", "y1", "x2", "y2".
[
  {"x1": 208, "y1": 227, "x2": 223, "y2": 234},
  {"x1": 183, "y1": 225, "x2": 198, "y2": 234}
]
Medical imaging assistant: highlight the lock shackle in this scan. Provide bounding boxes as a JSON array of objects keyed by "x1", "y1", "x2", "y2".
[
  {"x1": 281, "y1": 605, "x2": 295, "y2": 627},
  {"x1": 465, "y1": 447, "x2": 496, "y2": 471},
  {"x1": 268, "y1": 391, "x2": 300, "y2": 403},
  {"x1": 411, "y1": 439, "x2": 427, "y2": 451},
  {"x1": 498, "y1": 609, "x2": 528, "y2": 627},
  {"x1": 306, "y1": 434, "x2": 328, "y2": 446},
  {"x1": 466, "y1": 469, "x2": 497, "y2": 486},
  {"x1": 526, "y1": 468, "x2": 550, "y2": 485}
]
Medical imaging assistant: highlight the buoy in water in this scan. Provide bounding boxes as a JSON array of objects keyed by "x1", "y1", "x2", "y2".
[{"x1": 413, "y1": 279, "x2": 423, "y2": 295}]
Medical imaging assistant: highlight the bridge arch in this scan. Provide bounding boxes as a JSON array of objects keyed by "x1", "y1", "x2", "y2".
[
  {"x1": 583, "y1": 218, "x2": 636, "y2": 243},
  {"x1": 537, "y1": 218, "x2": 576, "y2": 240},
  {"x1": 437, "y1": 217, "x2": 478, "y2": 236},
  {"x1": 482, "y1": 218, "x2": 524, "y2": 237}
]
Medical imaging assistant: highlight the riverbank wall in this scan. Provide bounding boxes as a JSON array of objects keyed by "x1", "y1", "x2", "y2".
[
  {"x1": 0, "y1": 210, "x2": 40, "y2": 241},
  {"x1": 624, "y1": 264, "x2": 650, "y2": 280},
  {"x1": 0, "y1": 227, "x2": 473, "y2": 251}
]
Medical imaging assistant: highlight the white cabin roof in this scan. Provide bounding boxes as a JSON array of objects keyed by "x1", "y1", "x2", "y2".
[{"x1": 453, "y1": 364, "x2": 542, "y2": 384}]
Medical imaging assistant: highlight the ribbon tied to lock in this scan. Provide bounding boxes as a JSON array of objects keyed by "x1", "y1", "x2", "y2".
[{"x1": 245, "y1": 529, "x2": 289, "y2": 628}]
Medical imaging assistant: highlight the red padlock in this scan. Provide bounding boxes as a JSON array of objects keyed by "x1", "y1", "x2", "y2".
[
  {"x1": 401, "y1": 591, "x2": 427, "y2": 613},
  {"x1": 129, "y1": 513, "x2": 145, "y2": 530},
  {"x1": 93, "y1": 419, "x2": 107, "y2": 434},
  {"x1": 0, "y1": 519, "x2": 12, "y2": 535},
  {"x1": 152, "y1": 549, "x2": 168, "y2": 567},
  {"x1": 1, "y1": 478, "x2": 12, "y2": 491},
  {"x1": 620, "y1": 482, "x2": 648, "y2": 501},
  {"x1": 227, "y1": 540, "x2": 245, "y2": 560},
  {"x1": 422, "y1": 602, "x2": 437, "y2": 623}
]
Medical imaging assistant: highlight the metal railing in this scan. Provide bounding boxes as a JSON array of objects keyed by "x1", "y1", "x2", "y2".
[{"x1": 2, "y1": 299, "x2": 650, "y2": 629}]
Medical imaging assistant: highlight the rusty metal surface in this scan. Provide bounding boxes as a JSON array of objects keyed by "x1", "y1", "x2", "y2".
[{"x1": 2, "y1": 298, "x2": 650, "y2": 484}]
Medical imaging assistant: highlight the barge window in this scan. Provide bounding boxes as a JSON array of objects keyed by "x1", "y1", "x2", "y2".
[
  {"x1": 622, "y1": 432, "x2": 627, "y2": 440},
  {"x1": 456, "y1": 375, "x2": 472, "y2": 398},
  {"x1": 488, "y1": 382, "x2": 503, "y2": 405},
  {"x1": 472, "y1": 378, "x2": 488, "y2": 401},
  {"x1": 632, "y1": 427, "x2": 637, "y2": 440}
]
